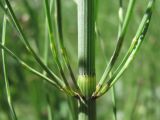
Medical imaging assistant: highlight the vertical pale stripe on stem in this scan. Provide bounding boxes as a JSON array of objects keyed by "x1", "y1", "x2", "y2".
[{"x1": 77, "y1": 0, "x2": 96, "y2": 120}]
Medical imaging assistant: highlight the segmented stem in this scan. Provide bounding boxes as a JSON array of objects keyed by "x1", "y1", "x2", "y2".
[{"x1": 77, "y1": 0, "x2": 96, "y2": 120}]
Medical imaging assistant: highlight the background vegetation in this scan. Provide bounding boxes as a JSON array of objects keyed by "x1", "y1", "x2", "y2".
[{"x1": 0, "y1": 0, "x2": 160, "y2": 120}]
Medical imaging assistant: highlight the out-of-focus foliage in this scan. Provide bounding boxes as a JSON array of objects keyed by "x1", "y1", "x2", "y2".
[{"x1": 0, "y1": 0, "x2": 160, "y2": 120}]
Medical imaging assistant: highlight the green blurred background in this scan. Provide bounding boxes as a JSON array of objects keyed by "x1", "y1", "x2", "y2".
[{"x1": 0, "y1": 0, "x2": 160, "y2": 120}]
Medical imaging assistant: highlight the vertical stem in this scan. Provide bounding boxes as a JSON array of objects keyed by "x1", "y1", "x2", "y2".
[
  {"x1": 77, "y1": 0, "x2": 96, "y2": 120},
  {"x1": 2, "y1": 15, "x2": 18, "y2": 120},
  {"x1": 43, "y1": 1, "x2": 54, "y2": 119},
  {"x1": 111, "y1": 1, "x2": 123, "y2": 120}
]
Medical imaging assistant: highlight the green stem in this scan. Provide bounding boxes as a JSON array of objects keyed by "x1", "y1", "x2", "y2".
[
  {"x1": 43, "y1": 1, "x2": 54, "y2": 119},
  {"x1": 44, "y1": 0, "x2": 70, "y2": 88},
  {"x1": 112, "y1": 1, "x2": 123, "y2": 119},
  {"x1": 94, "y1": 0, "x2": 136, "y2": 96},
  {"x1": 55, "y1": 0, "x2": 80, "y2": 91},
  {"x1": 78, "y1": 76, "x2": 96, "y2": 120},
  {"x1": 1, "y1": 15, "x2": 17, "y2": 120},
  {"x1": 0, "y1": 44, "x2": 62, "y2": 90},
  {"x1": 4, "y1": 0, "x2": 64, "y2": 89},
  {"x1": 97, "y1": 0, "x2": 155, "y2": 97},
  {"x1": 77, "y1": 0, "x2": 96, "y2": 120}
]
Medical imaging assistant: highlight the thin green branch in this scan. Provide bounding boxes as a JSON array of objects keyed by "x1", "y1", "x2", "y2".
[
  {"x1": 94, "y1": 0, "x2": 136, "y2": 96},
  {"x1": 1, "y1": 15, "x2": 18, "y2": 120},
  {"x1": 0, "y1": 1, "x2": 62, "y2": 91},
  {"x1": 0, "y1": 43, "x2": 78, "y2": 96},
  {"x1": 95, "y1": 12, "x2": 118, "y2": 120},
  {"x1": 0, "y1": 1, "x2": 9, "y2": 15},
  {"x1": 44, "y1": 0, "x2": 54, "y2": 65},
  {"x1": 44, "y1": 0, "x2": 70, "y2": 88},
  {"x1": 112, "y1": 1, "x2": 123, "y2": 119},
  {"x1": 95, "y1": 3, "x2": 118, "y2": 118},
  {"x1": 96, "y1": 0, "x2": 155, "y2": 97},
  {"x1": 55, "y1": 0, "x2": 80, "y2": 93},
  {"x1": 43, "y1": 1, "x2": 54, "y2": 119},
  {"x1": 1, "y1": 0, "x2": 82, "y2": 99},
  {"x1": 0, "y1": 43, "x2": 62, "y2": 90},
  {"x1": 3, "y1": 0, "x2": 66, "y2": 90},
  {"x1": 118, "y1": 0, "x2": 123, "y2": 36}
]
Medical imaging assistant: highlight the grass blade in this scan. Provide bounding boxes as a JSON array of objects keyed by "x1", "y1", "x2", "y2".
[{"x1": 1, "y1": 15, "x2": 18, "y2": 120}]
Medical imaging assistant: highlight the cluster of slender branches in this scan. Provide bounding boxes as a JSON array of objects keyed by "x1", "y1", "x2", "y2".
[{"x1": 0, "y1": 0, "x2": 155, "y2": 119}]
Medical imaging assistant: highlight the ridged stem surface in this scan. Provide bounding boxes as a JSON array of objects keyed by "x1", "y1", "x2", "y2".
[{"x1": 77, "y1": 0, "x2": 96, "y2": 120}]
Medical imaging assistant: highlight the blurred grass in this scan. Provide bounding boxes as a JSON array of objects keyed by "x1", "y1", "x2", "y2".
[{"x1": 0, "y1": 0, "x2": 160, "y2": 120}]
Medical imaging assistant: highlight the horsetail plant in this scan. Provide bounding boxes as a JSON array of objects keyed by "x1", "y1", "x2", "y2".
[{"x1": 0, "y1": 0, "x2": 155, "y2": 120}]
